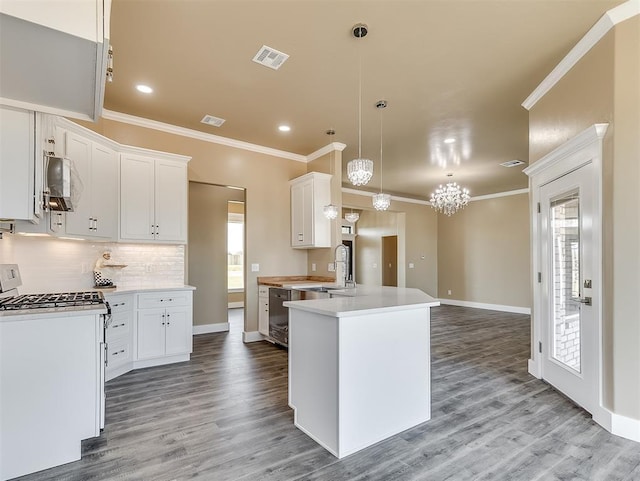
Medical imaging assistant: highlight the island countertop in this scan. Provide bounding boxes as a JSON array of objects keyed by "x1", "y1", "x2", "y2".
[{"x1": 284, "y1": 285, "x2": 439, "y2": 317}]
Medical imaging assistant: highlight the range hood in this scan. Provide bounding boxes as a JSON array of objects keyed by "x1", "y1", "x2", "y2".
[{"x1": 46, "y1": 156, "x2": 73, "y2": 212}]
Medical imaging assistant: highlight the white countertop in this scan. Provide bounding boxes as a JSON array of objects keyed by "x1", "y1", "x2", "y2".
[
  {"x1": 0, "y1": 305, "x2": 108, "y2": 320},
  {"x1": 284, "y1": 285, "x2": 439, "y2": 318}
]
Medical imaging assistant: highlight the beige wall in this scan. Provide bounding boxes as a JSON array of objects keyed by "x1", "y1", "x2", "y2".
[
  {"x1": 188, "y1": 182, "x2": 244, "y2": 327},
  {"x1": 342, "y1": 193, "x2": 437, "y2": 297},
  {"x1": 77, "y1": 117, "x2": 308, "y2": 333},
  {"x1": 528, "y1": 18, "x2": 640, "y2": 418},
  {"x1": 437, "y1": 193, "x2": 530, "y2": 308}
]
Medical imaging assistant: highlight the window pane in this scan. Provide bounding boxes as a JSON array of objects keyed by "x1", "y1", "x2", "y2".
[{"x1": 228, "y1": 221, "x2": 243, "y2": 289}]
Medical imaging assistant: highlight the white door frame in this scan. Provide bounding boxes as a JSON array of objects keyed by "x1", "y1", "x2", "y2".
[{"x1": 524, "y1": 123, "x2": 607, "y2": 420}]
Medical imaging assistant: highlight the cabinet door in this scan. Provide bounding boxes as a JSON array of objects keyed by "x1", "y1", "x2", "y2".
[
  {"x1": 120, "y1": 154, "x2": 155, "y2": 241},
  {"x1": 136, "y1": 309, "x2": 166, "y2": 360},
  {"x1": 64, "y1": 131, "x2": 92, "y2": 236},
  {"x1": 291, "y1": 181, "x2": 312, "y2": 247},
  {"x1": 258, "y1": 299, "x2": 269, "y2": 336},
  {"x1": 164, "y1": 307, "x2": 192, "y2": 356},
  {"x1": 155, "y1": 159, "x2": 187, "y2": 243},
  {"x1": 0, "y1": 106, "x2": 36, "y2": 220},
  {"x1": 90, "y1": 143, "x2": 118, "y2": 239}
]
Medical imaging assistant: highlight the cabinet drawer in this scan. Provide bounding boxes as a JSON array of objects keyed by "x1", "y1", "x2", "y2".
[
  {"x1": 105, "y1": 294, "x2": 134, "y2": 314},
  {"x1": 107, "y1": 311, "x2": 132, "y2": 340},
  {"x1": 258, "y1": 285, "x2": 270, "y2": 298},
  {"x1": 106, "y1": 338, "x2": 132, "y2": 370},
  {"x1": 137, "y1": 291, "x2": 191, "y2": 309}
]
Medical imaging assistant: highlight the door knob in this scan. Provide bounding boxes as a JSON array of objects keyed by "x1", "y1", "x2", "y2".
[{"x1": 571, "y1": 296, "x2": 592, "y2": 306}]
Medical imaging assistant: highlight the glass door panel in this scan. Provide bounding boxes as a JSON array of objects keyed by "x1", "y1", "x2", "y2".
[{"x1": 550, "y1": 192, "x2": 581, "y2": 373}]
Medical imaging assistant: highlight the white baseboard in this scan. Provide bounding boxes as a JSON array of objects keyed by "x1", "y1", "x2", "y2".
[
  {"x1": 438, "y1": 298, "x2": 531, "y2": 315},
  {"x1": 592, "y1": 407, "x2": 640, "y2": 443},
  {"x1": 228, "y1": 302, "x2": 244, "y2": 308},
  {"x1": 133, "y1": 354, "x2": 190, "y2": 370},
  {"x1": 243, "y1": 330, "x2": 265, "y2": 343},
  {"x1": 193, "y1": 322, "x2": 230, "y2": 335},
  {"x1": 528, "y1": 358, "x2": 541, "y2": 378}
]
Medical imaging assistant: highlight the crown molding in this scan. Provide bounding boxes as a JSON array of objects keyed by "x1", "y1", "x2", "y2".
[
  {"x1": 522, "y1": 0, "x2": 639, "y2": 110},
  {"x1": 469, "y1": 188, "x2": 529, "y2": 202},
  {"x1": 307, "y1": 142, "x2": 347, "y2": 162},
  {"x1": 101, "y1": 109, "x2": 307, "y2": 162}
]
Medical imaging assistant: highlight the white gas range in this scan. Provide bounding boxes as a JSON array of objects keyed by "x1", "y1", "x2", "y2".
[{"x1": 0, "y1": 264, "x2": 110, "y2": 481}]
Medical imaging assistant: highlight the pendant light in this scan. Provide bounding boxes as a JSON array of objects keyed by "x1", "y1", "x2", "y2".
[
  {"x1": 345, "y1": 209, "x2": 360, "y2": 223},
  {"x1": 372, "y1": 100, "x2": 391, "y2": 211},
  {"x1": 323, "y1": 129, "x2": 339, "y2": 220},
  {"x1": 347, "y1": 23, "x2": 374, "y2": 187}
]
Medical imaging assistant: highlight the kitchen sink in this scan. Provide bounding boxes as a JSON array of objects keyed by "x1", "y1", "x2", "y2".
[{"x1": 301, "y1": 286, "x2": 341, "y2": 292}]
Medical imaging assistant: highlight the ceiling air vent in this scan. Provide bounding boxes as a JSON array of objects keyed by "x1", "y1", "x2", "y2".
[
  {"x1": 252, "y1": 45, "x2": 289, "y2": 70},
  {"x1": 500, "y1": 159, "x2": 525, "y2": 168},
  {"x1": 201, "y1": 114, "x2": 226, "y2": 127}
]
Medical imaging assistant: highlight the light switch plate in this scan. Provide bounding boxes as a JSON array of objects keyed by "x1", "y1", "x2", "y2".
[
  {"x1": 409, "y1": 263, "x2": 414, "y2": 269},
  {"x1": 311, "y1": 263, "x2": 316, "y2": 272},
  {"x1": 251, "y1": 263, "x2": 260, "y2": 272},
  {"x1": 328, "y1": 263, "x2": 335, "y2": 272}
]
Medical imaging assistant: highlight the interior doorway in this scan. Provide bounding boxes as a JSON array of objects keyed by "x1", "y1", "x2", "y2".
[{"x1": 382, "y1": 235, "x2": 398, "y2": 287}]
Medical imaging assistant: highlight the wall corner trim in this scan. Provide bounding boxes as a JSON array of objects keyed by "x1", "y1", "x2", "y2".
[
  {"x1": 438, "y1": 298, "x2": 531, "y2": 315},
  {"x1": 193, "y1": 322, "x2": 230, "y2": 335},
  {"x1": 522, "y1": 0, "x2": 640, "y2": 111},
  {"x1": 242, "y1": 330, "x2": 265, "y2": 343}
]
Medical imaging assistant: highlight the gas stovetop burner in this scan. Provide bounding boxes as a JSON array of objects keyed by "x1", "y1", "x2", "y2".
[{"x1": 0, "y1": 291, "x2": 105, "y2": 311}]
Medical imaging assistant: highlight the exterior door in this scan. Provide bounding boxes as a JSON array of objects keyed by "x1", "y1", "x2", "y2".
[{"x1": 539, "y1": 163, "x2": 596, "y2": 413}]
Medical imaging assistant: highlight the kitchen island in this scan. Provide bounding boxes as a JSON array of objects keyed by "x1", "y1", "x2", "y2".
[{"x1": 284, "y1": 286, "x2": 439, "y2": 459}]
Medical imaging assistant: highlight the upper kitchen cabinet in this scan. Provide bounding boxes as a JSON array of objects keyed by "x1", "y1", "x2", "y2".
[
  {"x1": 61, "y1": 130, "x2": 119, "y2": 240},
  {"x1": 0, "y1": 105, "x2": 42, "y2": 222},
  {"x1": 120, "y1": 151, "x2": 190, "y2": 244},
  {"x1": 290, "y1": 172, "x2": 332, "y2": 248},
  {"x1": 0, "y1": 0, "x2": 111, "y2": 121}
]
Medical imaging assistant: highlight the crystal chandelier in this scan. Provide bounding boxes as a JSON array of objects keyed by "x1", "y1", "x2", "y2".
[
  {"x1": 430, "y1": 176, "x2": 470, "y2": 216},
  {"x1": 347, "y1": 23, "x2": 373, "y2": 187},
  {"x1": 345, "y1": 211, "x2": 360, "y2": 223},
  {"x1": 323, "y1": 129, "x2": 339, "y2": 219},
  {"x1": 372, "y1": 100, "x2": 390, "y2": 211}
]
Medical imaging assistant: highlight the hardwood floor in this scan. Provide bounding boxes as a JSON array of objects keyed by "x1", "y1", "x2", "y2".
[{"x1": 16, "y1": 306, "x2": 640, "y2": 481}]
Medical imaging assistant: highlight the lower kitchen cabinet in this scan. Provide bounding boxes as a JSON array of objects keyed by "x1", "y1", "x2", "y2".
[
  {"x1": 258, "y1": 285, "x2": 270, "y2": 336},
  {"x1": 103, "y1": 292, "x2": 134, "y2": 381},
  {"x1": 135, "y1": 290, "x2": 193, "y2": 366}
]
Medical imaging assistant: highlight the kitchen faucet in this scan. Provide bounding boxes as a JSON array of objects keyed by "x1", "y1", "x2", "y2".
[{"x1": 334, "y1": 244, "x2": 349, "y2": 288}]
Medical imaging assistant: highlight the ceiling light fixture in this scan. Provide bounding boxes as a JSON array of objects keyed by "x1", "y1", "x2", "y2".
[
  {"x1": 430, "y1": 173, "x2": 470, "y2": 216},
  {"x1": 278, "y1": 125, "x2": 291, "y2": 132},
  {"x1": 323, "y1": 129, "x2": 339, "y2": 220},
  {"x1": 347, "y1": 23, "x2": 374, "y2": 187},
  {"x1": 136, "y1": 84, "x2": 153, "y2": 94},
  {"x1": 444, "y1": 137, "x2": 456, "y2": 144},
  {"x1": 372, "y1": 100, "x2": 391, "y2": 211},
  {"x1": 345, "y1": 210, "x2": 360, "y2": 223}
]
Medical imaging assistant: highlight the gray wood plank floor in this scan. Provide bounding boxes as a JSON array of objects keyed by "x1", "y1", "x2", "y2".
[{"x1": 15, "y1": 306, "x2": 640, "y2": 481}]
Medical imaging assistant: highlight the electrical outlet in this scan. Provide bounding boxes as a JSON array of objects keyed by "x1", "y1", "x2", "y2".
[
  {"x1": 251, "y1": 263, "x2": 260, "y2": 272},
  {"x1": 311, "y1": 263, "x2": 316, "y2": 272},
  {"x1": 81, "y1": 262, "x2": 89, "y2": 274},
  {"x1": 372, "y1": 263, "x2": 378, "y2": 269},
  {"x1": 447, "y1": 289, "x2": 452, "y2": 295},
  {"x1": 145, "y1": 264, "x2": 153, "y2": 273},
  {"x1": 328, "y1": 263, "x2": 335, "y2": 272}
]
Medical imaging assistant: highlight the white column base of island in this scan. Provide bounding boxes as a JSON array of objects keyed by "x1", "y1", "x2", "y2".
[{"x1": 285, "y1": 286, "x2": 439, "y2": 459}]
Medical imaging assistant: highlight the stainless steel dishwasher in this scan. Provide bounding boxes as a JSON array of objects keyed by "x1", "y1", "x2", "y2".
[{"x1": 268, "y1": 288, "x2": 300, "y2": 347}]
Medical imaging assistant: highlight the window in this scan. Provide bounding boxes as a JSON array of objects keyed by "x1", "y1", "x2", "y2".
[{"x1": 228, "y1": 203, "x2": 244, "y2": 290}]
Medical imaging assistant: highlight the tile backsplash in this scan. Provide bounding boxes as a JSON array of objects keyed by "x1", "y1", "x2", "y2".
[{"x1": 0, "y1": 235, "x2": 185, "y2": 293}]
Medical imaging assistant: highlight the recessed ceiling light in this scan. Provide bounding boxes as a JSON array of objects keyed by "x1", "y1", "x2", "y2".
[
  {"x1": 278, "y1": 125, "x2": 291, "y2": 132},
  {"x1": 136, "y1": 84, "x2": 153, "y2": 94},
  {"x1": 444, "y1": 138, "x2": 456, "y2": 144},
  {"x1": 500, "y1": 159, "x2": 526, "y2": 167}
]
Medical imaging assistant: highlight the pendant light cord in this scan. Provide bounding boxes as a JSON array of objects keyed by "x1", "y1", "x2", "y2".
[
  {"x1": 358, "y1": 47, "x2": 362, "y2": 159},
  {"x1": 379, "y1": 107, "x2": 383, "y2": 193}
]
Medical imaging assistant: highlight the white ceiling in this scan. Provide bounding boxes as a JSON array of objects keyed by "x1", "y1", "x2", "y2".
[{"x1": 105, "y1": 0, "x2": 624, "y2": 199}]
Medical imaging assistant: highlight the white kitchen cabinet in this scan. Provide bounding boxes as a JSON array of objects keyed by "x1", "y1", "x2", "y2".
[
  {"x1": 0, "y1": 0, "x2": 111, "y2": 121},
  {"x1": 289, "y1": 172, "x2": 332, "y2": 248},
  {"x1": 258, "y1": 285, "x2": 270, "y2": 336},
  {"x1": 62, "y1": 131, "x2": 118, "y2": 239},
  {"x1": 104, "y1": 292, "x2": 134, "y2": 381},
  {"x1": 135, "y1": 290, "x2": 193, "y2": 364},
  {"x1": 0, "y1": 105, "x2": 41, "y2": 222},
  {"x1": 120, "y1": 153, "x2": 189, "y2": 243}
]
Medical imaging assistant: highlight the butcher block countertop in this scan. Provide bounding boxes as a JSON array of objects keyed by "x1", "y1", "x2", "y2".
[{"x1": 257, "y1": 276, "x2": 335, "y2": 288}]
